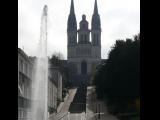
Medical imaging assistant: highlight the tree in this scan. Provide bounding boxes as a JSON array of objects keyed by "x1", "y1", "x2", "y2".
[
  {"x1": 93, "y1": 33, "x2": 140, "y2": 114},
  {"x1": 49, "y1": 53, "x2": 71, "y2": 88},
  {"x1": 49, "y1": 54, "x2": 61, "y2": 67}
]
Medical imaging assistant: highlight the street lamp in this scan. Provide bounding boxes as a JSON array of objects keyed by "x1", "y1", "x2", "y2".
[{"x1": 98, "y1": 103, "x2": 100, "y2": 119}]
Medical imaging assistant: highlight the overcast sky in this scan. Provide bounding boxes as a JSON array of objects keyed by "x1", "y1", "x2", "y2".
[{"x1": 18, "y1": 0, "x2": 140, "y2": 59}]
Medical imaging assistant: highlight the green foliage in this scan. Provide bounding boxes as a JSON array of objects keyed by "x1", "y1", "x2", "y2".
[
  {"x1": 130, "y1": 116, "x2": 140, "y2": 120},
  {"x1": 48, "y1": 106, "x2": 56, "y2": 114},
  {"x1": 49, "y1": 54, "x2": 62, "y2": 67},
  {"x1": 62, "y1": 88, "x2": 68, "y2": 98},
  {"x1": 94, "y1": 33, "x2": 140, "y2": 114},
  {"x1": 49, "y1": 54, "x2": 70, "y2": 88}
]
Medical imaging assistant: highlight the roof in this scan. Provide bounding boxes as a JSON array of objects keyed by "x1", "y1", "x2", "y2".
[{"x1": 18, "y1": 48, "x2": 33, "y2": 64}]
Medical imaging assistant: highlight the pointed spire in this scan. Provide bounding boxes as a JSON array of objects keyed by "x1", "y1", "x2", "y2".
[
  {"x1": 92, "y1": 0, "x2": 101, "y2": 30},
  {"x1": 94, "y1": 0, "x2": 98, "y2": 14},
  {"x1": 70, "y1": 0, "x2": 75, "y2": 14},
  {"x1": 67, "y1": 0, "x2": 77, "y2": 31}
]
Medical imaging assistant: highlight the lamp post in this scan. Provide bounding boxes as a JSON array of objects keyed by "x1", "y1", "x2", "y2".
[
  {"x1": 96, "y1": 102, "x2": 97, "y2": 114},
  {"x1": 98, "y1": 103, "x2": 100, "y2": 119}
]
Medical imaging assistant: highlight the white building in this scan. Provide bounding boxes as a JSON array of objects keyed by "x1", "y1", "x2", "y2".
[
  {"x1": 48, "y1": 67, "x2": 62, "y2": 114},
  {"x1": 18, "y1": 48, "x2": 34, "y2": 120},
  {"x1": 18, "y1": 48, "x2": 63, "y2": 119}
]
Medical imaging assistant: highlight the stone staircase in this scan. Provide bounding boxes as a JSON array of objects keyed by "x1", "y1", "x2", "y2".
[
  {"x1": 69, "y1": 82, "x2": 87, "y2": 113},
  {"x1": 70, "y1": 74, "x2": 90, "y2": 86}
]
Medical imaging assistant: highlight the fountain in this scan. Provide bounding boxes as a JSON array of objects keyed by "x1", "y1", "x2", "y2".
[
  {"x1": 26, "y1": 5, "x2": 86, "y2": 120},
  {"x1": 30, "y1": 5, "x2": 48, "y2": 120}
]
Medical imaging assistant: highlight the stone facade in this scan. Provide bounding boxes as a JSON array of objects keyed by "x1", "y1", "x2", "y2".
[
  {"x1": 67, "y1": 0, "x2": 101, "y2": 77},
  {"x1": 48, "y1": 67, "x2": 63, "y2": 111},
  {"x1": 18, "y1": 48, "x2": 34, "y2": 120},
  {"x1": 18, "y1": 48, "x2": 63, "y2": 119}
]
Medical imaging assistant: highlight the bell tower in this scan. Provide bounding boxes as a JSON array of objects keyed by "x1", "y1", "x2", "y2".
[
  {"x1": 78, "y1": 15, "x2": 90, "y2": 44},
  {"x1": 91, "y1": 0, "x2": 101, "y2": 58},
  {"x1": 67, "y1": 0, "x2": 77, "y2": 59},
  {"x1": 66, "y1": 0, "x2": 102, "y2": 86}
]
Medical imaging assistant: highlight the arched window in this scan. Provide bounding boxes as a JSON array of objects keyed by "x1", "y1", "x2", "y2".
[{"x1": 81, "y1": 61, "x2": 87, "y2": 74}]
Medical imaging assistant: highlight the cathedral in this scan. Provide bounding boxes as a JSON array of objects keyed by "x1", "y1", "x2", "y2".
[{"x1": 67, "y1": 0, "x2": 102, "y2": 85}]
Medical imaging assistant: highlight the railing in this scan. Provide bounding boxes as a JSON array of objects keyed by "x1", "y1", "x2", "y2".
[
  {"x1": 48, "y1": 112, "x2": 68, "y2": 120},
  {"x1": 116, "y1": 112, "x2": 139, "y2": 117},
  {"x1": 116, "y1": 112, "x2": 139, "y2": 119},
  {"x1": 19, "y1": 111, "x2": 87, "y2": 120},
  {"x1": 18, "y1": 108, "x2": 31, "y2": 120},
  {"x1": 18, "y1": 118, "x2": 31, "y2": 120},
  {"x1": 48, "y1": 112, "x2": 87, "y2": 120},
  {"x1": 18, "y1": 96, "x2": 31, "y2": 108}
]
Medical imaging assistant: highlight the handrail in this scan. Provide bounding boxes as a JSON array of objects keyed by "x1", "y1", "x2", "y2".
[
  {"x1": 48, "y1": 111, "x2": 64, "y2": 118},
  {"x1": 116, "y1": 112, "x2": 139, "y2": 117},
  {"x1": 57, "y1": 112, "x2": 68, "y2": 120},
  {"x1": 48, "y1": 112, "x2": 68, "y2": 120}
]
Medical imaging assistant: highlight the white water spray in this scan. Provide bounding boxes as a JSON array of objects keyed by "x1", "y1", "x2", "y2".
[{"x1": 31, "y1": 5, "x2": 48, "y2": 120}]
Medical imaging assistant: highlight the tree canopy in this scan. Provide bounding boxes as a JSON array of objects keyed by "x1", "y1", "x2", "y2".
[
  {"x1": 49, "y1": 54, "x2": 70, "y2": 88},
  {"x1": 93, "y1": 33, "x2": 140, "y2": 115}
]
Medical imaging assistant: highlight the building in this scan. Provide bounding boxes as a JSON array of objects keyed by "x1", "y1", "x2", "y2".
[
  {"x1": 18, "y1": 48, "x2": 63, "y2": 119},
  {"x1": 48, "y1": 66, "x2": 62, "y2": 114},
  {"x1": 18, "y1": 48, "x2": 34, "y2": 120},
  {"x1": 67, "y1": 0, "x2": 102, "y2": 85}
]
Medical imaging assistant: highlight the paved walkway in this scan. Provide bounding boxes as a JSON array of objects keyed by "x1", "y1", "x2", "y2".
[
  {"x1": 69, "y1": 112, "x2": 86, "y2": 120},
  {"x1": 59, "y1": 88, "x2": 77, "y2": 113},
  {"x1": 49, "y1": 86, "x2": 119, "y2": 120},
  {"x1": 86, "y1": 86, "x2": 119, "y2": 120},
  {"x1": 49, "y1": 88, "x2": 77, "y2": 120}
]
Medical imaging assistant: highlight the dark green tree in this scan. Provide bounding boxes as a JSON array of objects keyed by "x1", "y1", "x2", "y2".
[
  {"x1": 49, "y1": 54, "x2": 70, "y2": 90},
  {"x1": 93, "y1": 33, "x2": 140, "y2": 115}
]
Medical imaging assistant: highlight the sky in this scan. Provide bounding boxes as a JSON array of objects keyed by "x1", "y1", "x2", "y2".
[{"x1": 18, "y1": 0, "x2": 140, "y2": 59}]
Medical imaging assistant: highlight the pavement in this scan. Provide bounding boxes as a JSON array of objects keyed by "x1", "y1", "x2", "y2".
[
  {"x1": 59, "y1": 88, "x2": 77, "y2": 113},
  {"x1": 86, "y1": 86, "x2": 96, "y2": 120},
  {"x1": 49, "y1": 86, "x2": 119, "y2": 120},
  {"x1": 86, "y1": 86, "x2": 119, "y2": 120},
  {"x1": 48, "y1": 88, "x2": 77, "y2": 120}
]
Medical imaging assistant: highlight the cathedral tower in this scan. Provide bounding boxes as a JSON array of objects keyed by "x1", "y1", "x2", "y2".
[
  {"x1": 67, "y1": 0, "x2": 77, "y2": 59},
  {"x1": 91, "y1": 0, "x2": 101, "y2": 58},
  {"x1": 78, "y1": 15, "x2": 90, "y2": 44},
  {"x1": 67, "y1": 0, "x2": 102, "y2": 85}
]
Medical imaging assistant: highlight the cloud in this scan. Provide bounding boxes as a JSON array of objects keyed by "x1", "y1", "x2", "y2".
[{"x1": 18, "y1": 0, "x2": 140, "y2": 59}]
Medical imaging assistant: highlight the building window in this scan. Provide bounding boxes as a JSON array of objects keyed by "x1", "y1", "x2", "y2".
[
  {"x1": 21, "y1": 109, "x2": 23, "y2": 118},
  {"x1": 81, "y1": 61, "x2": 87, "y2": 74},
  {"x1": 20, "y1": 59, "x2": 23, "y2": 72},
  {"x1": 27, "y1": 66, "x2": 29, "y2": 77},
  {"x1": 25, "y1": 63, "x2": 28, "y2": 76},
  {"x1": 18, "y1": 109, "x2": 21, "y2": 118},
  {"x1": 24, "y1": 84, "x2": 26, "y2": 98},
  {"x1": 23, "y1": 62, "x2": 25, "y2": 73},
  {"x1": 93, "y1": 34, "x2": 96, "y2": 45},
  {"x1": 30, "y1": 67, "x2": 32, "y2": 79}
]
